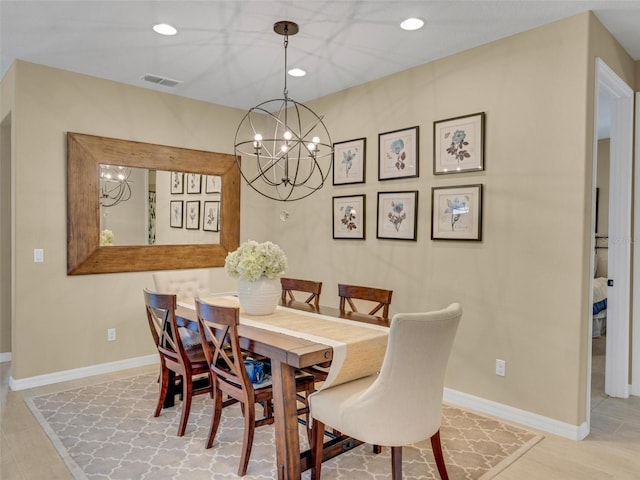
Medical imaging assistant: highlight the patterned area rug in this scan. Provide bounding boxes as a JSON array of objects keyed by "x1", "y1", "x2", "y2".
[{"x1": 26, "y1": 374, "x2": 542, "y2": 480}]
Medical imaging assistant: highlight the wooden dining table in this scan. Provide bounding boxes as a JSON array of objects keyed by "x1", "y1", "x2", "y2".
[{"x1": 175, "y1": 297, "x2": 389, "y2": 480}]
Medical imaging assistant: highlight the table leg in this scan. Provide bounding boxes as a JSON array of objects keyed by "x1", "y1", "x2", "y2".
[{"x1": 271, "y1": 358, "x2": 302, "y2": 480}]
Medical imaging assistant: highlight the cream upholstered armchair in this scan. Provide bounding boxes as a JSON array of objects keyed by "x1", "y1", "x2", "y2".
[
  {"x1": 309, "y1": 303, "x2": 462, "y2": 480},
  {"x1": 152, "y1": 269, "x2": 211, "y2": 347}
]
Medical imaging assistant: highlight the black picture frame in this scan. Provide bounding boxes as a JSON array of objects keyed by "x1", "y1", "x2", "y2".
[
  {"x1": 378, "y1": 126, "x2": 419, "y2": 180},
  {"x1": 332, "y1": 194, "x2": 366, "y2": 239},
  {"x1": 185, "y1": 201, "x2": 200, "y2": 230},
  {"x1": 433, "y1": 112, "x2": 485, "y2": 174},
  {"x1": 203, "y1": 201, "x2": 220, "y2": 232},
  {"x1": 170, "y1": 172, "x2": 184, "y2": 194},
  {"x1": 431, "y1": 184, "x2": 483, "y2": 241},
  {"x1": 333, "y1": 138, "x2": 366, "y2": 185},
  {"x1": 186, "y1": 173, "x2": 202, "y2": 194},
  {"x1": 205, "y1": 175, "x2": 221, "y2": 194},
  {"x1": 376, "y1": 190, "x2": 418, "y2": 240},
  {"x1": 170, "y1": 200, "x2": 183, "y2": 228}
]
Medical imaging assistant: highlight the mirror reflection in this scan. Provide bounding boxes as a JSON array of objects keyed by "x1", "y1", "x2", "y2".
[{"x1": 99, "y1": 165, "x2": 222, "y2": 247}]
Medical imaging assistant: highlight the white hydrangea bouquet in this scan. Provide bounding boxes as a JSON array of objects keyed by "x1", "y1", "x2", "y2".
[
  {"x1": 225, "y1": 240, "x2": 288, "y2": 282},
  {"x1": 100, "y1": 229, "x2": 114, "y2": 246}
]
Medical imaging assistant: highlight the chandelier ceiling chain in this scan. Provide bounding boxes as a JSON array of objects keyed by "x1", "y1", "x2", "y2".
[
  {"x1": 234, "y1": 20, "x2": 333, "y2": 202},
  {"x1": 282, "y1": 24, "x2": 289, "y2": 100}
]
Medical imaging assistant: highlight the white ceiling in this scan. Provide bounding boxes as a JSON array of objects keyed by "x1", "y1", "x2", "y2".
[{"x1": 1, "y1": 1, "x2": 639, "y2": 111}]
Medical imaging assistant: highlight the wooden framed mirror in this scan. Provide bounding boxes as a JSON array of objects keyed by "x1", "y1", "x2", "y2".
[{"x1": 67, "y1": 132, "x2": 240, "y2": 274}]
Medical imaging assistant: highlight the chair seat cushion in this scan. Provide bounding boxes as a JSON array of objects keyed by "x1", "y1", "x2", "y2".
[
  {"x1": 179, "y1": 327, "x2": 201, "y2": 348},
  {"x1": 309, "y1": 374, "x2": 376, "y2": 434},
  {"x1": 253, "y1": 370, "x2": 314, "y2": 390},
  {"x1": 185, "y1": 346, "x2": 208, "y2": 366}
]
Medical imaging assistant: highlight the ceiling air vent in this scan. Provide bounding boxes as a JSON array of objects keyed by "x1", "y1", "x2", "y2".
[{"x1": 142, "y1": 73, "x2": 182, "y2": 87}]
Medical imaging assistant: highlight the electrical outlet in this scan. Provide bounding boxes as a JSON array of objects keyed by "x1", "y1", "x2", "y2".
[
  {"x1": 107, "y1": 328, "x2": 116, "y2": 342},
  {"x1": 495, "y1": 359, "x2": 506, "y2": 377}
]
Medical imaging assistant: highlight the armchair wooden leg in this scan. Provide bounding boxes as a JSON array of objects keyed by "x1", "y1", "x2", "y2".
[
  {"x1": 430, "y1": 430, "x2": 449, "y2": 480},
  {"x1": 237, "y1": 402, "x2": 256, "y2": 476},
  {"x1": 205, "y1": 388, "x2": 223, "y2": 449},
  {"x1": 310, "y1": 419, "x2": 325, "y2": 480},
  {"x1": 177, "y1": 371, "x2": 193, "y2": 437},
  {"x1": 391, "y1": 446, "x2": 402, "y2": 480},
  {"x1": 154, "y1": 365, "x2": 169, "y2": 417}
]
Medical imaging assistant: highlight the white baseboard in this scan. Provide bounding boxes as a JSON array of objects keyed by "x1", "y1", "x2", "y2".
[
  {"x1": 9, "y1": 354, "x2": 158, "y2": 391},
  {"x1": 444, "y1": 387, "x2": 589, "y2": 440},
  {"x1": 6, "y1": 353, "x2": 605, "y2": 440}
]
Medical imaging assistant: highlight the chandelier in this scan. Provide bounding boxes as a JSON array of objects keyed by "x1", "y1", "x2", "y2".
[
  {"x1": 99, "y1": 164, "x2": 132, "y2": 207},
  {"x1": 234, "y1": 21, "x2": 333, "y2": 202}
]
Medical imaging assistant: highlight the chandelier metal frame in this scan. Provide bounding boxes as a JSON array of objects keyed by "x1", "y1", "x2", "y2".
[
  {"x1": 99, "y1": 164, "x2": 132, "y2": 207},
  {"x1": 234, "y1": 20, "x2": 333, "y2": 202}
]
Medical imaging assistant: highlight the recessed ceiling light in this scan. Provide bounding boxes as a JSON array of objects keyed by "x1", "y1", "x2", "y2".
[
  {"x1": 400, "y1": 18, "x2": 424, "y2": 31},
  {"x1": 153, "y1": 23, "x2": 177, "y2": 36},
  {"x1": 288, "y1": 68, "x2": 306, "y2": 77}
]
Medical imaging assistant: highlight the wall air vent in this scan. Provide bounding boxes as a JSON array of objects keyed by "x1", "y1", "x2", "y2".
[{"x1": 142, "y1": 73, "x2": 182, "y2": 87}]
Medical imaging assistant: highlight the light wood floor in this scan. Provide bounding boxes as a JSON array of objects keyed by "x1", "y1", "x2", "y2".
[{"x1": 1, "y1": 347, "x2": 639, "y2": 479}]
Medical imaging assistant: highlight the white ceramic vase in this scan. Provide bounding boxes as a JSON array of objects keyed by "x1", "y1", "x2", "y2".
[{"x1": 238, "y1": 277, "x2": 281, "y2": 315}]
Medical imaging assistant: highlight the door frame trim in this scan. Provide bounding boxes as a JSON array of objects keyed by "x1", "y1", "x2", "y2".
[{"x1": 595, "y1": 58, "x2": 633, "y2": 400}]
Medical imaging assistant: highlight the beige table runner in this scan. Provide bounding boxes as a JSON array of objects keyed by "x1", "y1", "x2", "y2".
[{"x1": 180, "y1": 296, "x2": 388, "y2": 389}]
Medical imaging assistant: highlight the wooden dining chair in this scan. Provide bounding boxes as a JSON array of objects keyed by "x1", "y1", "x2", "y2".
[
  {"x1": 195, "y1": 298, "x2": 315, "y2": 476},
  {"x1": 309, "y1": 303, "x2": 463, "y2": 480},
  {"x1": 281, "y1": 277, "x2": 323, "y2": 309},
  {"x1": 143, "y1": 288, "x2": 212, "y2": 437},
  {"x1": 338, "y1": 283, "x2": 393, "y2": 322}
]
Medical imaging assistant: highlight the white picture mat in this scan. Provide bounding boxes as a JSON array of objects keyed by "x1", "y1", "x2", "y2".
[
  {"x1": 377, "y1": 191, "x2": 417, "y2": 239},
  {"x1": 432, "y1": 185, "x2": 482, "y2": 240}
]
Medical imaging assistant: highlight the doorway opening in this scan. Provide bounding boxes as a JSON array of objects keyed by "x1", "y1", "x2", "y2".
[{"x1": 588, "y1": 58, "x2": 634, "y2": 431}]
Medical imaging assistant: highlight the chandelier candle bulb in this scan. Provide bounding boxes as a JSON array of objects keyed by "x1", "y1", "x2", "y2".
[{"x1": 99, "y1": 164, "x2": 132, "y2": 207}]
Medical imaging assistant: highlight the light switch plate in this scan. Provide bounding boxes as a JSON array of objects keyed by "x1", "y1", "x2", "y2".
[{"x1": 34, "y1": 249, "x2": 44, "y2": 263}]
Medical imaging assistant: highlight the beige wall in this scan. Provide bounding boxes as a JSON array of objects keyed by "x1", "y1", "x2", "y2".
[
  {"x1": 1, "y1": 12, "x2": 635, "y2": 428},
  {"x1": 0, "y1": 63, "x2": 15, "y2": 357},
  {"x1": 5, "y1": 61, "x2": 244, "y2": 378},
  {"x1": 246, "y1": 12, "x2": 633, "y2": 426},
  {"x1": 0, "y1": 121, "x2": 10, "y2": 356}
]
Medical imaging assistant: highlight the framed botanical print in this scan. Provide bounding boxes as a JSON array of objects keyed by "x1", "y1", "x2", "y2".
[
  {"x1": 378, "y1": 126, "x2": 419, "y2": 180},
  {"x1": 186, "y1": 173, "x2": 202, "y2": 194},
  {"x1": 433, "y1": 112, "x2": 485, "y2": 174},
  {"x1": 205, "y1": 175, "x2": 221, "y2": 193},
  {"x1": 431, "y1": 184, "x2": 483, "y2": 240},
  {"x1": 185, "y1": 201, "x2": 200, "y2": 230},
  {"x1": 332, "y1": 194, "x2": 366, "y2": 239},
  {"x1": 376, "y1": 191, "x2": 418, "y2": 240},
  {"x1": 170, "y1": 172, "x2": 184, "y2": 194},
  {"x1": 203, "y1": 201, "x2": 220, "y2": 232},
  {"x1": 170, "y1": 200, "x2": 183, "y2": 228},
  {"x1": 333, "y1": 138, "x2": 366, "y2": 185}
]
